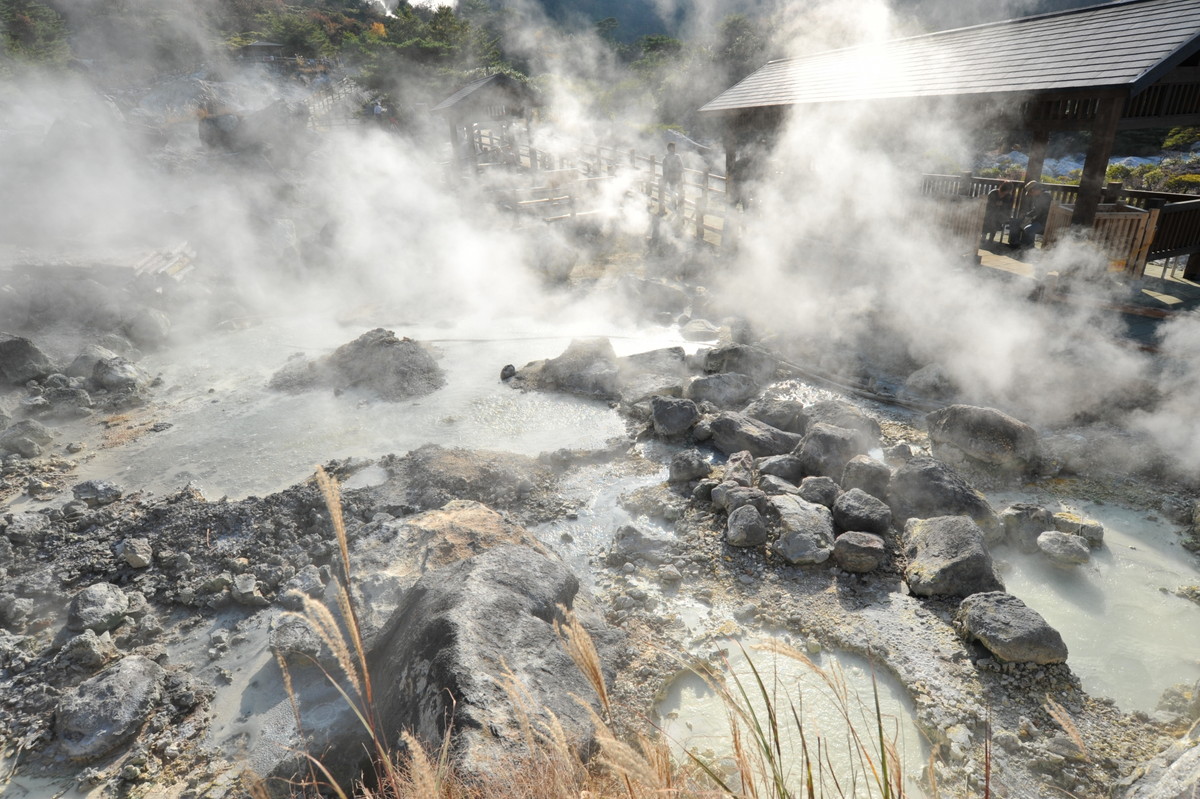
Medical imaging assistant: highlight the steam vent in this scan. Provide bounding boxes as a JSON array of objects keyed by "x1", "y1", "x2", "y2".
[{"x1": 3, "y1": 0, "x2": 1200, "y2": 797}]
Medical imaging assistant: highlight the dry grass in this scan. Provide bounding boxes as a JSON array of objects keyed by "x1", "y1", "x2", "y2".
[{"x1": 257, "y1": 467, "x2": 939, "y2": 799}]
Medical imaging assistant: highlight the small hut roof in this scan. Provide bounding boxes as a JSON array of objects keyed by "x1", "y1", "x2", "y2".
[{"x1": 432, "y1": 73, "x2": 536, "y2": 113}]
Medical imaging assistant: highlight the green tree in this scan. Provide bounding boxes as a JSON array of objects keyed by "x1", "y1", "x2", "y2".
[{"x1": 0, "y1": 0, "x2": 70, "y2": 70}]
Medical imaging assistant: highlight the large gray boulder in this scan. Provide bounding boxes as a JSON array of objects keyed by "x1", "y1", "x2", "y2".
[
  {"x1": 795, "y1": 422, "x2": 865, "y2": 480},
  {"x1": 55, "y1": 655, "x2": 165, "y2": 762},
  {"x1": 805, "y1": 400, "x2": 880, "y2": 449},
  {"x1": 770, "y1": 495, "x2": 835, "y2": 565},
  {"x1": 609, "y1": 524, "x2": 677, "y2": 566},
  {"x1": 93, "y1": 357, "x2": 151, "y2": 391},
  {"x1": 668, "y1": 448, "x2": 711, "y2": 483},
  {"x1": 757, "y1": 454, "x2": 805, "y2": 484},
  {"x1": 902, "y1": 516, "x2": 1005, "y2": 598},
  {"x1": 832, "y1": 488, "x2": 892, "y2": 535},
  {"x1": 726, "y1": 505, "x2": 769, "y2": 547},
  {"x1": 270, "y1": 327, "x2": 446, "y2": 402},
  {"x1": 955, "y1": 591, "x2": 1068, "y2": 664},
  {"x1": 888, "y1": 457, "x2": 1000, "y2": 539},
  {"x1": 685, "y1": 373, "x2": 758, "y2": 407},
  {"x1": 798, "y1": 476, "x2": 840, "y2": 509},
  {"x1": 703, "y1": 343, "x2": 777, "y2": 385},
  {"x1": 0, "y1": 333, "x2": 54, "y2": 384},
  {"x1": 742, "y1": 397, "x2": 809, "y2": 435},
  {"x1": 925, "y1": 404, "x2": 1039, "y2": 472},
  {"x1": 0, "y1": 419, "x2": 54, "y2": 458},
  {"x1": 709, "y1": 412, "x2": 802, "y2": 458},
  {"x1": 67, "y1": 583, "x2": 130, "y2": 633},
  {"x1": 833, "y1": 531, "x2": 887, "y2": 573},
  {"x1": 368, "y1": 545, "x2": 619, "y2": 774},
  {"x1": 651, "y1": 396, "x2": 700, "y2": 438},
  {"x1": 841, "y1": 455, "x2": 890, "y2": 501}
]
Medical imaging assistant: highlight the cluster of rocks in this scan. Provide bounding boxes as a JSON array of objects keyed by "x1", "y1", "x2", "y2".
[{"x1": 1, "y1": 332, "x2": 158, "y2": 464}]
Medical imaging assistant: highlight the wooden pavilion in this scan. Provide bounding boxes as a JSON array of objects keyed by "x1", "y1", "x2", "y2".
[
  {"x1": 700, "y1": 0, "x2": 1200, "y2": 233},
  {"x1": 432, "y1": 73, "x2": 539, "y2": 175}
]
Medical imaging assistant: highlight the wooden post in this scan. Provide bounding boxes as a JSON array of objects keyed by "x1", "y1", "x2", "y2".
[
  {"x1": 696, "y1": 172, "x2": 709, "y2": 241},
  {"x1": 1103, "y1": 181, "x2": 1124, "y2": 204},
  {"x1": 1072, "y1": 93, "x2": 1124, "y2": 227},
  {"x1": 724, "y1": 128, "x2": 738, "y2": 209},
  {"x1": 1024, "y1": 128, "x2": 1049, "y2": 186},
  {"x1": 1184, "y1": 251, "x2": 1200, "y2": 282},
  {"x1": 959, "y1": 171, "x2": 974, "y2": 196}
]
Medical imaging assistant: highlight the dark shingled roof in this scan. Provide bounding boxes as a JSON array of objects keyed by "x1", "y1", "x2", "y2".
[
  {"x1": 433, "y1": 73, "x2": 532, "y2": 113},
  {"x1": 700, "y1": 0, "x2": 1200, "y2": 114}
]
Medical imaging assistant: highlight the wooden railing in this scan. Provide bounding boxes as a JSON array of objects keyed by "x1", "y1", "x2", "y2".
[
  {"x1": 922, "y1": 173, "x2": 1200, "y2": 273},
  {"x1": 471, "y1": 130, "x2": 734, "y2": 247}
]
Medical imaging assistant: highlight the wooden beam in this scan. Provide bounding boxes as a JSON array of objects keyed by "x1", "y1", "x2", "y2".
[{"x1": 1072, "y1": 93, "x2": 1125, "y2": 227}]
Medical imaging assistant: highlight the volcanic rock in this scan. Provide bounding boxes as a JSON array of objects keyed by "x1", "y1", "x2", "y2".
[
  {"x1": 269, "y1": 327, "x2": 446, "y2": 401},
  {"x1": 0, "y1": 419, "x2": 53, "y2": 458},
  {"x1": 66, "y1": 344, "x2": 120, "y2": 379},
  {"x1": 0, "y1": 333, "x2": 54, "y2": 384},
  {"x1": 833, "y1": 531, "x2": 887, "y2": 573},
  {"x1": 55, "y1": 655, "x2": 165, "y2": 762},
  {"x1": 757, "y1": 454, "x2": 805, "y2": 484},
  {"x1": 651, "y1": 396, "x2": 699, "y2": 437},
  {"x1": 902, "y1": 362, "x2": 958, "y2": 400},
  {"x1": 1037, "y1": 531, "x2": 1090, "y2": 566},
  {"x1": 888, "y1": 457, "x2": 1000, "y2": 539},
  {"x1": 73, "y1": 479, "x2": 123, "y2": 507},
  {"x1": 609, "y1": 524, "x2": 677, "y2": 566},
  {"x1": 116, "y1": 538, "x2": 153, "y2": 569},
  {"x1": 770, "y1": 495, "x2": 835, "y2": 565},
  {"x1": 832, "y1": 488, "x2": 892, "y2": 535},
  {"x1": 668, "y1": 448, "x2": 710, "y2": 483},
  {"x1": 711, "y1": 482, "x2": 768, "y2": 514},
  {"x1": 722, "y1": 450, "x2": 755, "y2": 486},
  {"x1": 742, "y1": 397, "x2": 809, "y2": 435},
  {"x1": 797, "y1": 476, "x2": 840, "y2": 508},
  {"x1": 685, "y1": 373, "x2": 758, "y2": 407},
  {"x1": 804, "y1": 400, "x2": 880, "y2": 448},
  {"x1": 902, "y1": 516, "x2": 1004, "y2": 598},
  {"x1": 726, "y1": 504, "x2": 769, "y2": 547},
  {"x1": 93, "y1": 357, "x2": 151, "y2": 391},
  {"x1": 708, "y1": 412, "x2": 802, "y2": 457},
  {"x1": 1052, "y1": 511, "x2": 1105, "y2": 548},
  {"x1": 795, "y1": 422, "x2": 865, "y2": 479},
  {"x1": 841, "y1": 455, "x2": 890, "y2": 500},
  {"x1": 3, "y1": 511, "x2": 50, "y2": 544},
  {"x1": 925, "y1": 404, "x2": 1040, "y2": 472},
  {"x1": 999, "y1": 503, "x2": 1054, "y2": 552},
  {"x1": 368, "y1": 545, "x2": 620, "y2": 775},
  {"x1": 703, "y1": 343, "x2": 777, "y2": 385},
  {"x1": 955, "y1": 591, "x2": 1068, "y2": 664},
  {"x1": 68, "y1": 583, "x2": 130, "y2": 632}
]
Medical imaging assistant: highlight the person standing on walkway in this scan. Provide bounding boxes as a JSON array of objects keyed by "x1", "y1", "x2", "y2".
[{"x1": 662, "y1": 142, "x2": 684, "y2": 212}]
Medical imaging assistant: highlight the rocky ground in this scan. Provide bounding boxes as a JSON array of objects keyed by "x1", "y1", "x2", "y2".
[{"x1": 2, "y1": 249, "x2": 1200, "y2": 799}]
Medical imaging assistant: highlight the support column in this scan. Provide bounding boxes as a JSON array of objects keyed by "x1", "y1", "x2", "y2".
[
  {"x1": 1023, "y1": 128, "x2": 1049, "y2": 186},
  {"x1": 724, "y1": 126, "x2": 738, "y2": 207},
  {"x1": 1072, "y1": 94, "x2": 1124, "y2": 227}
]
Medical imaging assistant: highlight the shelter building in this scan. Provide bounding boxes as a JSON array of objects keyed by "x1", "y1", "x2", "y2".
[
  {"x1": 700, "y1": 0, "x2": 1200, "y2": 230},
  {"x1": 432, "y1": 73, "x2": 539, "y2": 175}
]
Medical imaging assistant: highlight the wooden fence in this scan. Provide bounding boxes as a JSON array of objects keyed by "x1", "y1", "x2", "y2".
[{"x1": 471, "y1": 130, "x2": 735, "y2": 247}]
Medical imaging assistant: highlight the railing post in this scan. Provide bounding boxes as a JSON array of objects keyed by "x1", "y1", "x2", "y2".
[
  {"x1": 1103, "y1": 181, "x2": 1124, "y2": 204},
  {"x1": 649, "y1": 155, "x2": 660, "y2": 215},
  {"x1": 959, "y1": 171, "x2": 974, "y2": 196}
]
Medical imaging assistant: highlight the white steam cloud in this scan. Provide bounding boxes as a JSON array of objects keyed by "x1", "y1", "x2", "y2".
[{"x1": 2, "y1": 0, "x2": 1196, "y2": 480}]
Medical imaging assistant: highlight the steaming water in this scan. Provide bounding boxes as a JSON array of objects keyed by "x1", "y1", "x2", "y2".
[
  {"x1": 991, "y1": 493, "x2": 1200, "y2": 712},
  {"x1": 66, "y1": 311, "x2": 688, "y2": 500},
  {"x1": 657, "y1": 637, "x2": 929, "y2": 798}
]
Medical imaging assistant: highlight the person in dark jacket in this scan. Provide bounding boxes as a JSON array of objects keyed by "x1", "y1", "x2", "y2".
[
  {"x1": 1017, "y1": 181, "x2": 1053, "y2": 250},
  {"x1": 982, "y1": 181, "x2": 1016, "y2": 245}
]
